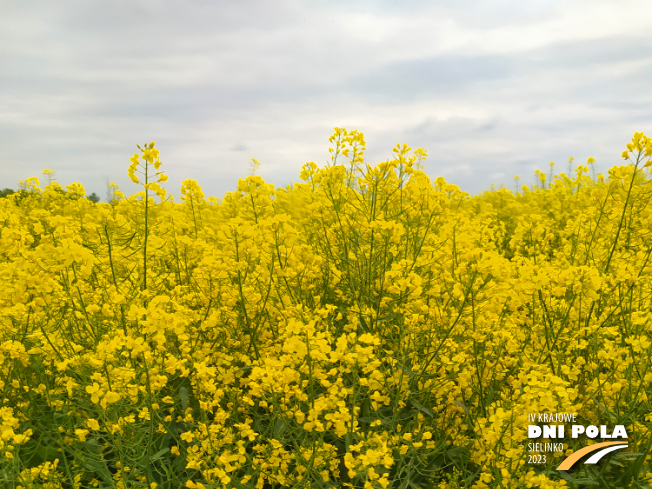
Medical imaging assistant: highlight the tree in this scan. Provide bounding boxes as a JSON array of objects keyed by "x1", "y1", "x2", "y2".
[
  {"x1": 87, "y1": 192, "x2": 100, "y2": 203},
  {"x1": 0, "y1": 188, "x2": 15, "y2": 198}
]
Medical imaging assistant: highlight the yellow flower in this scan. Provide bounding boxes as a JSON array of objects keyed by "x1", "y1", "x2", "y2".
[
  {"x1": 85, "y1": 383, "x2": 102, "y2": 404},
  {"x1": 75, "y1": 429, "x2": 89, "y2": 442},
  {"x1": 103, "y1": 392, "x2": 121, "y2": 404}
]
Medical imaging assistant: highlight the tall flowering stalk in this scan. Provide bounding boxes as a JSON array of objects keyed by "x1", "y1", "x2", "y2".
[{"x1": 128, "y1": 141, "x2": 168, "y2": 292}]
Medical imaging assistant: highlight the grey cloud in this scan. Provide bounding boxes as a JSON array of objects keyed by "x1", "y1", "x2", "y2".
[
  {"x1": 342, "y1": 34, "x2": 652, "y2": 106},
  {"x1": 343, "y1": 55, "x2": 515, "y2": 102}
]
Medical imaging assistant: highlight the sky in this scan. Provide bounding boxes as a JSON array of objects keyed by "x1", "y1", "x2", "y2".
[{"x1": 2, "y1": 0, "x2": 652, "y2": 200}]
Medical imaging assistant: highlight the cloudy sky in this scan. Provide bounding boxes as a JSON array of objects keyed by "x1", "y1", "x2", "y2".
[{"x1": 2, "y1": 0, "x2": 652, "y2": 200}]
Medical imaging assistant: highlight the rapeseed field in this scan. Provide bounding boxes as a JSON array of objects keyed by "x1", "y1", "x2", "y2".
[{"x1": 0, "y1": 129, "x2": 651, "y2": 488}]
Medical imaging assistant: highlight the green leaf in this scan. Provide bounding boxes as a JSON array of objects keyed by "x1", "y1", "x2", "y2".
[
  {"x1": 453, "y1": 400, "x2": 470, "y2": 415},
  {"x1": 410, "y1": 397, "x2": 434, "y2": 417},
  {"x1": 180, "y1": 386, "x2": 189, "y2": 412},
  {"x1": 85, "y1": 459, "x2": 114, "y2": 485},
  {"x1": 358, "y1": 417, "x2": 378, "y2": 423},
  {"x1": 149, "y1": 447, "x2": 170, "y2": 462},
  {"x1": 274, "y1": 419, "x2": 287, "y2": 438}
]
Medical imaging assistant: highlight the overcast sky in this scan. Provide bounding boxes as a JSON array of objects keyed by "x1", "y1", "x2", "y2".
[{"x1": 2, "y1": 0, "x2": 652, "y2": 200}]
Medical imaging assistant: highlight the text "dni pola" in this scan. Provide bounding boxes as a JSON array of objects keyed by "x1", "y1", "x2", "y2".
[{"x1": 528, "y1": 425, "x2": 628, "y2": 439}]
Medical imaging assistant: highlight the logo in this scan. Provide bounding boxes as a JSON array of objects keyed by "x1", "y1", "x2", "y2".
[
  {"x1": 556, "y1": 441, "x2": 628, "y2": 470},
  {"x1": 526, "y1": 412, "x2": 629, "y2": 470}
]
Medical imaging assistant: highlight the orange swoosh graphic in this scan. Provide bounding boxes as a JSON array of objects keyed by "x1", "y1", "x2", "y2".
[{"x1": 557, "y1": 441, "x2": 628, "y2": 470}]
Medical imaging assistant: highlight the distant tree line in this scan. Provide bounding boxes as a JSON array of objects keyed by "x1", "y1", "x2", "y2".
[{"x1": 0, "y1": 187, "x2": 100, "y2": 202}]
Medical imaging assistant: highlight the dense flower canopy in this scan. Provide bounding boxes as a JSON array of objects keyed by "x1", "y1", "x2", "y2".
[{"x1": 0, "y1": 129, "x2": 651, "y2": 488}]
